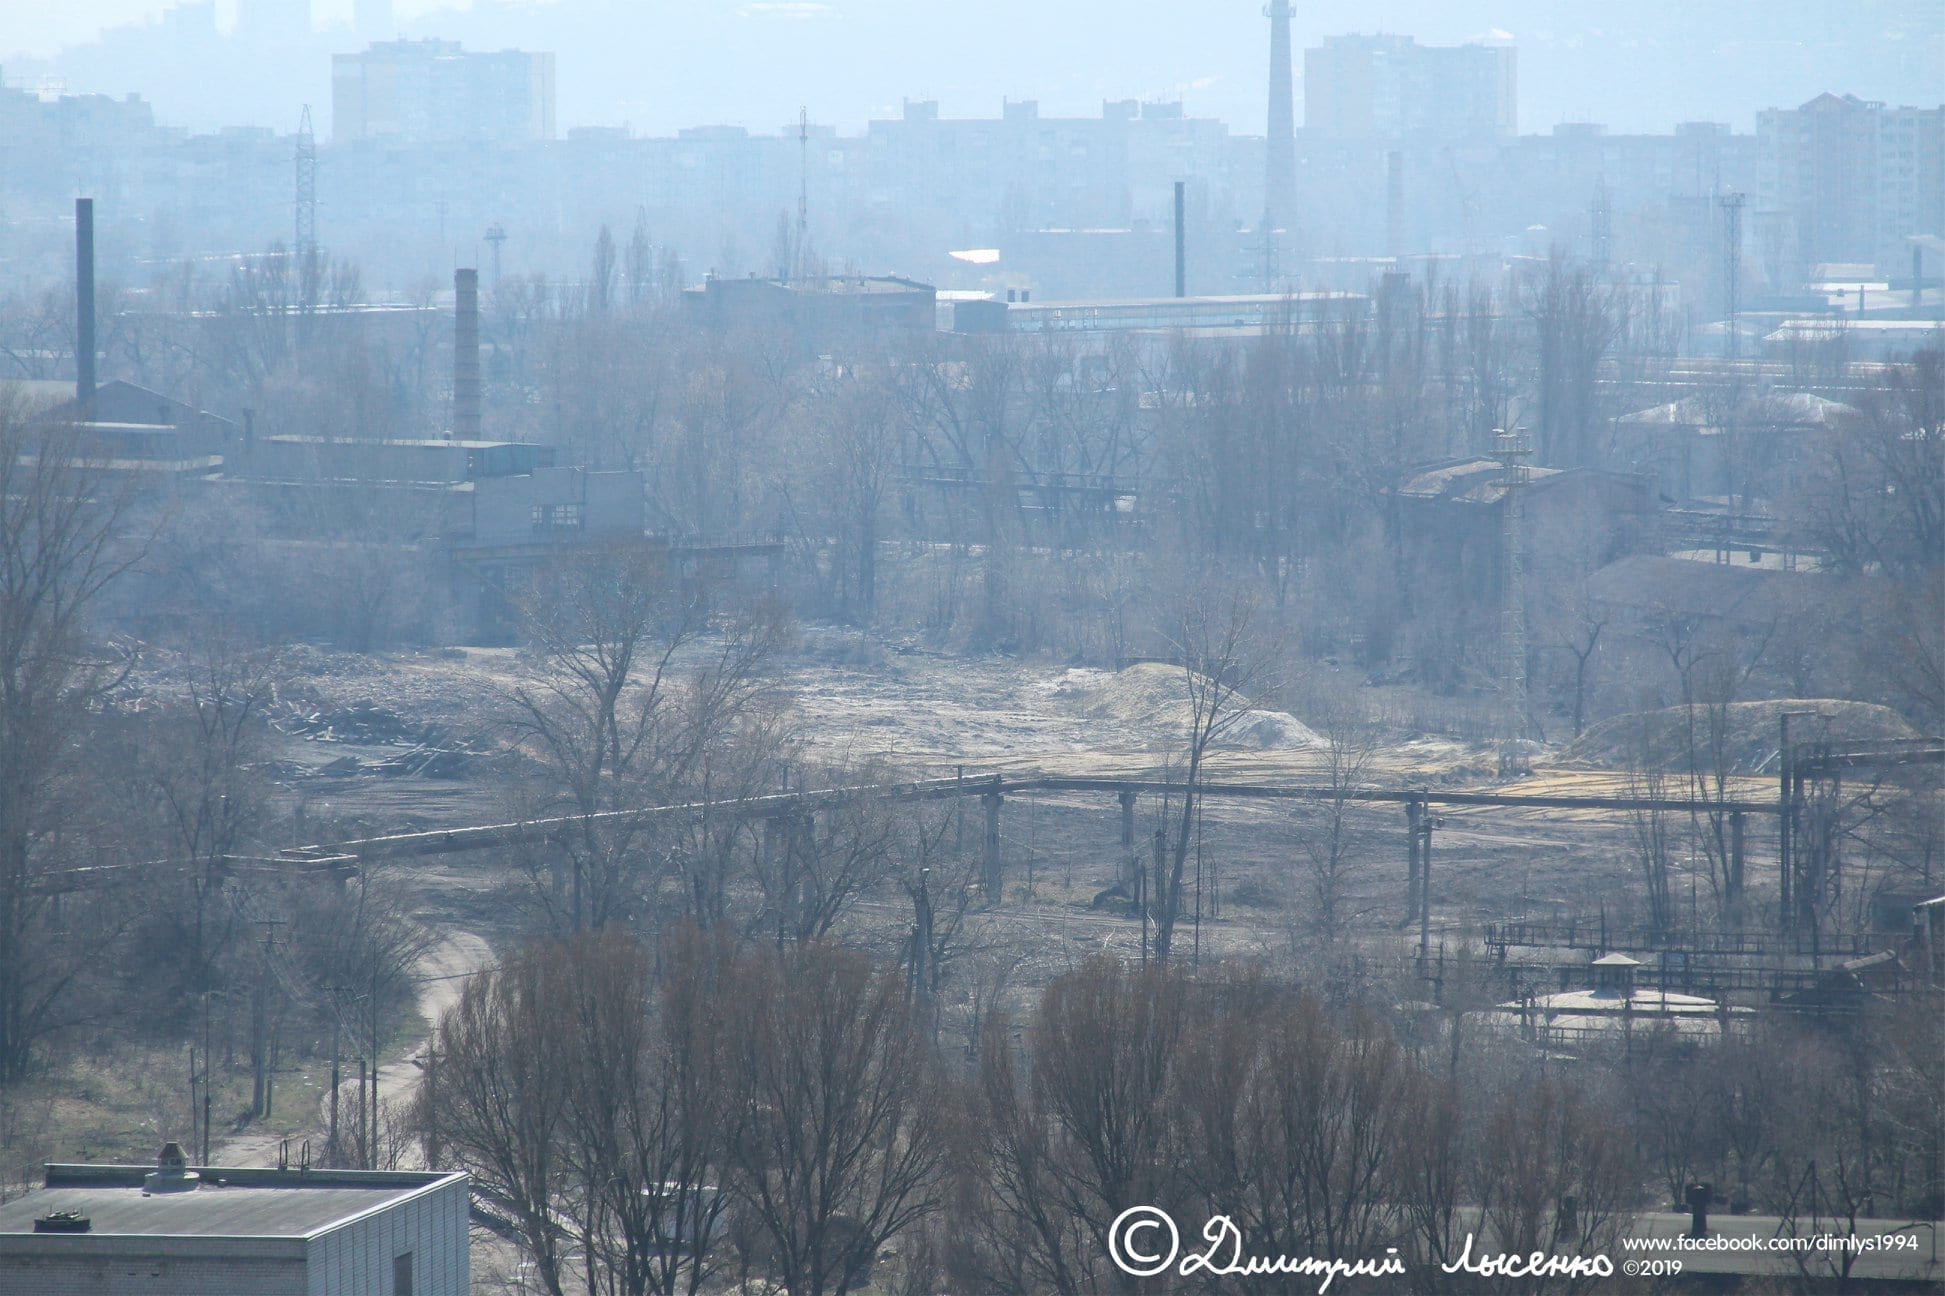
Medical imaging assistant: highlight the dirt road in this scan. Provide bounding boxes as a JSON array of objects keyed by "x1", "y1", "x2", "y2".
[{"x1": 212, "y1": 929, "x2": 494, "y2": 1170}]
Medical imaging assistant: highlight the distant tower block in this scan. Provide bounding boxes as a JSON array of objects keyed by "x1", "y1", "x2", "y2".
[{"x1": 1263, "y1": 0, "x2": 1298, "y2": 251}]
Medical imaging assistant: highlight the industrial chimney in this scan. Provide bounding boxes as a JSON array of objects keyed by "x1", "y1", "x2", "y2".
[
  {"x1": 1263, "y1": 1, "x2": 1297, "y2": 247},
  {"x1": 75, "y1": 198, "x2": 96, "y2": 406},
  {"x1": 452, "y1": 268, "x2": 480, "y2": 442}
]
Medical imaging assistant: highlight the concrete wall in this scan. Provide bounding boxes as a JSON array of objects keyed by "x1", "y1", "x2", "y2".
[
  {"x1": 306, "y1": 1175, "x2": 469, "y2": 1296},
  {"x1": 470, "y1": 466, "x2": 644, "y2": 547},
  {"x1": 0, "y1": 1250, "x2": 304, "y2": 1295}
]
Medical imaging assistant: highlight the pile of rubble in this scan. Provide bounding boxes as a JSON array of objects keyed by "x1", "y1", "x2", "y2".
[{"x1": 276, "y1": 701, "x2": 488, "y2": 780}]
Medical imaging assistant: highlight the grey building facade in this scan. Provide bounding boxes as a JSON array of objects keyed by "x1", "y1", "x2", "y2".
[{"x1": 0, "y1": 1155, "x2": 469, "y2": 1296}]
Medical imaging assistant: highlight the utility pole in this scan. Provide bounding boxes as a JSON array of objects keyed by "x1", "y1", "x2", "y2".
[
  {"x1": 1493, "y1": 428, "x2": 1533, "y2": 776},
  {"x1": 416, "y1": 1045, "x2": 441, "y2": 1170},
  {"x1": 201, "y1": 990, "x2": 212, "y2": 1165},
  {"x1": 369, "y1": 965, "x2": 384, "y2": 1170},
  {"x1": 910, "y1": 867, "x2": 935, "y2": 1041},
  {"x1": 187, "y1": 1044, "x2": 199, "y2": 1166},
  {"x1": 325, "y1": 985, "x2": 347, "y2": 1166},
  {"x1": 251, "y1": 919, "x2": 285, "y2": 1120},
  {"x1": 1417, "y1": 812, "x2": 1442, "y2": 966}
]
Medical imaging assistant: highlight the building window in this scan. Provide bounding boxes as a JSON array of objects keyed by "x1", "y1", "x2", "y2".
[
  {"x1": 394, "y1": 1252, "x2": 414, "y2": 1295},
  {"x1": 532, "y1": 503, "x2": 585, "y2": 532}
]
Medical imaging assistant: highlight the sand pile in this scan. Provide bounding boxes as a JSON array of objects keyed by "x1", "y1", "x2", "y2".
[
  {"x1": 1054, "y1": 663, "x2": 1322, "y2": 750},
  {"x1": 1564, "y1": 699, "x2": 1920, "y2": 774}
]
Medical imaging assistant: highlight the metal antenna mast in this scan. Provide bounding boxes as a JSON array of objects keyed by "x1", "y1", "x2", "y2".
[
  {"x1": 1721, "y1": 191, "x2": 1745, "y2": 361},
  {"x1": 484, "y1": 222, "x2": 506, "y2": 288},
  {"x1": 796, "y1": 106, "x2": 809, "y2": 283},
  {"x1": 1494, "y1": 427, "x2": 1533, "y2": 777},
  {"x1": 295, "y1": 105, "x2": 318, "y2": 313}
]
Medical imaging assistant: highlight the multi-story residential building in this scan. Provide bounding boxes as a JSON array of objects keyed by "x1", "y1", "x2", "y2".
[
  {"x1": 332, "y1": 39, "x2": 556, "y2": 144},
  {"x1": 1756, "y1": 92, "x2": 1945, "y2": 282},
  {"x1": 1304, "y1": 33, "x2": 1517, "y2": 141}
]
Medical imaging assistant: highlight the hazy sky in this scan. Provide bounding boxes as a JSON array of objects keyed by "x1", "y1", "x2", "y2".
[
  {"x1": 7, "y1": 0, "x2": 1942, "y2": 137},
  {"x1": 6, "y1": 0, "x2": 434, "y2": 52}
]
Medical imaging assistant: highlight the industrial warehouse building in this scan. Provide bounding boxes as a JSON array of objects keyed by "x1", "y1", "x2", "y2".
[{"x1": 0, "y1": 1147, "x2": 468, "y2": 1295}]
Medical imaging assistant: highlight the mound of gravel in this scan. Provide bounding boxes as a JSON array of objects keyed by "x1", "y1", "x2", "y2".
[
  {"x1": 1564, "y1": 699, "x2": 1920, "y2": 774},
  {"x1": 1055, "y1": 663, "x2": 1322, "y2": 750}
]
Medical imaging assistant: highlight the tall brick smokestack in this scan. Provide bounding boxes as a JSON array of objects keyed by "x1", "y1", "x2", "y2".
[
  {"x1": 453, "y1": 268, "x2": 480, "y2": 441},
  {"x1": 1264, "y1": 1, "x2": 1297, "y2": 241},
  {"x1": 75, "y1": 198, "x2": 96, "y2": 405}
]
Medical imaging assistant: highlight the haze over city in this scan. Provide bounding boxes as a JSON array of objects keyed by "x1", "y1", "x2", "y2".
[
  {"x1": 0, "y1": 1, "x2": 1939, "y2": 1293},
  {"x1": 8, "y1": 0, "x2": 1943, "y2": 135}
]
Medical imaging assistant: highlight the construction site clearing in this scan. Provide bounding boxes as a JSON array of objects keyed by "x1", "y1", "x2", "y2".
[{"x1": 105, "y1": 626, "x2": 1939, "y2": 1027}]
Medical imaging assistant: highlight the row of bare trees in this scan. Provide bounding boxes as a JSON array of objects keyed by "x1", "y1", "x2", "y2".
[
  {"x1": 0, "y1": 389, "x2": 432, "y2": 1153},
  {"x1": 433, "y1": 940, "x2": 1707, "y2": 1296},
  {"x1": 427, "y1": 929, "x2": 942, "y2": 1296},
  {"x1": 430, "y1": 930, "x2": 1945, "y2": 1296}
]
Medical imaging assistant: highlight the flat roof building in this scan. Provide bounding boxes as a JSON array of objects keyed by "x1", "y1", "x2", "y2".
[
  {"x1": 682, "y1": 273, "x2": 937, "y2": 342},
  {"x1": 0, "y1": 1148, "x2": 468, "y2": 1295}
]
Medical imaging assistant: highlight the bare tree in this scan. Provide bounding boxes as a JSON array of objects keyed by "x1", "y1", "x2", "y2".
[
  {"x1": 1524, "y1": 251, "x2": 1621, "y2": 470},
  {"x1": 116, "y1": 635, "x2": 280, "y2": 1024},
  {"x1": 0, "y1": 389, "x2": 148, "y2": 1082},
  {"x1": 1154, "y1": 578, "x2": 1274, "y2": 963},
  {"x1": 1295, "y1": 687, "x2": 1381, "y2": 941},
  {"x1": 1474, "y1": 1075, "x2": 1640, "y2": 1294},
  {"x1": 554, "y1": 927, "x2": 735, "y2": 1296},
  {"x1": 776, "y1": 359, "x2": 902, "y2": 622},
  {"x1": 427, "y1": 942, "x2": 576, "y2": 1296},
  {"x1": 723, "y1": 940, "x2": 945, "y2": 1296},
  {"x1": 506, "y1": 540, "x2": 784, "y2": 932}
]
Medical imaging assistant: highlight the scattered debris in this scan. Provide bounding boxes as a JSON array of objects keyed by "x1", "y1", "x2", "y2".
[{"x1": 273, "y1": 699, "x2": 489, "y2": 781}]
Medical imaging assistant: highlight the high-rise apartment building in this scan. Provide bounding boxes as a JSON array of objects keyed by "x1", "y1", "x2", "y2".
[
  {"x1": 332, "y1": 39, "x2": 556, "y2": 144},
  {"x1": 1756, "y1": 92, "x2": 1944, "y2": 281},
  {"x1": 236, "y1": 0, "x2": 310, "y2": 41},
  {"x1": 1304, "y1": 33, "x2": 1516, "y2": 141}
]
